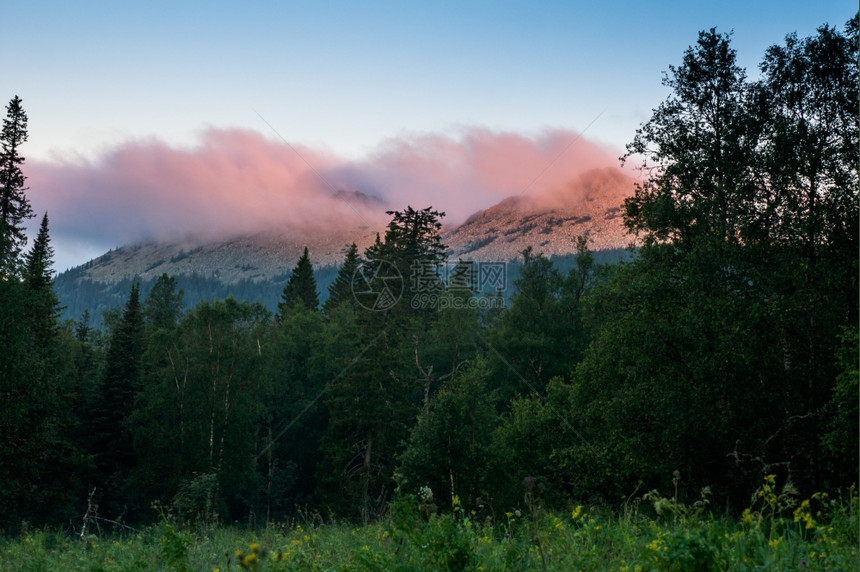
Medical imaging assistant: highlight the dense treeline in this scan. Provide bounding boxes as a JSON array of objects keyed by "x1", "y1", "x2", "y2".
[
  {"x1": 51, "y1": 248, "x2": 629, "y2": 330},
  {"x1": 1, "y1": 17, "x2": 856, "y2": 535}
]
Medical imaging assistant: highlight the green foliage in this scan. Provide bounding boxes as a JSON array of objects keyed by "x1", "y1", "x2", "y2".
[
  {"x1": 158, "y1": 520, "x2": 192, "y2": 572},
  {"x1": 0, "y1": 16, "x2": 856, "y2": 539},
  {"x1": 278, "y1": 247, "x2": 319, "y2": 317},
  {"x1": 0, "y1": 95, "x2": 33, "y2": 276},
  {"x1": 131, "y1": 297, "x2": 270, "y2": 523},
  {"x1": 143, "y1": 273, "x2": 184, "y2": 331},
  {"x1": 566, "y1": 16, "x2": 859, "y2": 505},
  {"x1": 398, "y1": 359, "x2": 500, "y2": 512},
  {"x1": 258, "y1": 305, "x2": 328, "y2": 521},
  {"x1": 365, "y1": 205, "x2": 448, "y2": 308},
  {"x1": 4, "y1": 485, "x2": 857, "y2": 570},
  {"x1": 88, "y1": 281, "x2": 146, "y2": 519},
  {"x1": 316, "y1": 206, "x2": 452, "y2": 522},
  {"x1": 821, "y1": 326, "x2": 859, "y2": 484},
  {"x1": 171, "y1": 472, "x2": 219, "y2": 529},
  {"x1": 323, "y1": 242, "x2": 361, "y2": 315},
  {"x1": 487, "y1": 240, "x2": 596, "y2": 402},
  {"x1": 0, "y1": 210, "x2": 83, "y2": 532}
]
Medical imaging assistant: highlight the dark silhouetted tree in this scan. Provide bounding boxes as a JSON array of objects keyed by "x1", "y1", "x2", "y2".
[
  {"x1": 323, "y1": 243, "x2": 361, "y2": 315},
  {"x1": 278, "y1": 247, "x2": 319, "y2": 318},
  {"x1": 0, "y1": 209, "x2": 82, "y2": 531},
  {"x1": 0, "y1": 95, "x2": 33, "y2": 275},
  {"x1": 143, "y1": 273, "x2": 184, "y2": 331},
  {"x1": 90, "y1": 280, "x2": 146, "y2": 519},
  {"x1": 23, "y1": 213, "x2": 61, "y2": 342},
  {"x1": 365, "y1": 206, "x2": 447, "y2": 301},
  {"x1": 561, "y1": 19, "x2": 858, "y2": 507}
]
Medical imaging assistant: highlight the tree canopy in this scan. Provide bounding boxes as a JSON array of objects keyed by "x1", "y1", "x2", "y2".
[
  {"x1": 0, "y1": 95, "x2": 33, "y2": 276},
  {"x1": 0, "y1": 15, "x2": 856, "y2": 531},
  {"x1": 278, "y1": 246, "x2": 319, "y2": 318}
]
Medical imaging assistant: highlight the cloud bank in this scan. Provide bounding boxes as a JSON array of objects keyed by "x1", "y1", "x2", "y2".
[{"x1": 27, "y1": 127, "x2": 631, "y2": 266}]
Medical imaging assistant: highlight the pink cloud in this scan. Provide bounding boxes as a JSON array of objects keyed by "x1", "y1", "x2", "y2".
[{"x1": 27, "y1": 127, "x2": 631, "y2": 254}]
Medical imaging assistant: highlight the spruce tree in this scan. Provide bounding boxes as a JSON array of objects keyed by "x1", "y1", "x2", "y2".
[
  {"x1": 23, "y1": 213, "x2": 60, "y2": 342},
  {"x1": 278, "y1": 247, "x2": 319, "y2": 318},
  {"x1": 322, "y1": 243, "x2": 361, "y2": 315},
  {"x1": 91, "y1": 281, "x2": 145, "y2": 518},
  {"x1": 365, "y1": 206, "x2": 447, "y2": 275},
  {"x1": 0, "y1": 96, "x2": 33, "y2": 275},
  {"x1": 317, "y1": 207, "x2": 449, "y2": 519}
]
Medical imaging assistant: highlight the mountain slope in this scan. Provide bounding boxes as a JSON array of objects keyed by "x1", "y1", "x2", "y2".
[
  {"x1": 55, "y1": 166, "x2": 637, "y2": 324},
  {"x1": 445, "y1": 166, "x2": 633, "y2": 260},
  {"x1": 68, "y1": 166, "x2": 635, "y2": 285}
]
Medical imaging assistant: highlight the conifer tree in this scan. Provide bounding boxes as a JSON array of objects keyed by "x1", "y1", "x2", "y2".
[
  {"x1": 317, "y1": 207, "x2": 449, "y2": 520},
  {"x1": 91, "y1": 281, "x2": 145, "y2": 518},
  {"x1": 0, "y1": 96, "x2": 33, "y2": 275},
  {"x1": 322, "y1": 243, "x2": 361, "y2": 314},
  {"x1": 1, "y1": 211, "x2": 82, "y2": 530},
  {"x1": 75, "y1": 309, "x2": 92, "y2": 343},
  {"x1": 23, "y1": 213, "x2": 60, "y2": 342},
  {"x1": 278, "y1": 247, "x2": 319, "y2": 318},
  {"x1": 365, "y1": 206, "x2": 447, "y2": 284}
]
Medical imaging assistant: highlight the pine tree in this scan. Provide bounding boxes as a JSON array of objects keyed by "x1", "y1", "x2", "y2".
[
  {"x1": 317, "y1": 207, "x2": 450, "y2": 519},
  {"x1": 322, "y1": 243, "x2": 361, "y2": 315},
  {"x1": 278, "y1": 247, "x2": 319, "y2": 318},
  {"x1": 0, "y1": 96, "x2": 33, "y2": 275},
  {"x1": 365, "y1": 206, "x2": 447, "y2": 278},
  {"x1": 0, "y1": 211, "x2": 82, "y2": 530},
  {"x1": 23, "y1": 213, "x2": 60, "y2": 342},
  {"x1": 91, "y1": 280, "x2": 145, "y2": 518},
  {"x1": 75, "y1": 309, "x2": 92, "y2": 343}
]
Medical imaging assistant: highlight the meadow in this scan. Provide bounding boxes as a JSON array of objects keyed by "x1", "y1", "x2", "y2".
[{"x1": 3, "y1": 477, "x2": 857, "y2": 571}]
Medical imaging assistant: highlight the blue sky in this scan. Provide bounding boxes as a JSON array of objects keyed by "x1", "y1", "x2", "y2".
[
  {"x1": 1, "y1": 1, "x2": 854, "y2": 270},
  {"x1": 5, "y1": 1, "x2": 851, "y2": 160}
]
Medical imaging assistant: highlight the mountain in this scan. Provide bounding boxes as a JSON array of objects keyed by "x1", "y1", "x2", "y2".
[
  {"x1": 444, "y1": 167, "x2": 633, "y2": 260},
  {"x1": 54, "y1": 166, "x2": 636, "y2": 325}
]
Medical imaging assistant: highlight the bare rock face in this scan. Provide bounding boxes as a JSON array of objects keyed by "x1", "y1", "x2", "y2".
[
  {"x1": 443, "y1": 166, "x2": 635, "y2": 261},
  {"x1": 70, "y1": 167, "x2": 637, "y2": 284},
  {"x1": 78, "y1": 228, "x2": 381, "y2": 284}
]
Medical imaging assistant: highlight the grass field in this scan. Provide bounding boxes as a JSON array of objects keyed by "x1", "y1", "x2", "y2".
[{"x1": 2, "y1": 479, "x2": 857, "y2": 571}]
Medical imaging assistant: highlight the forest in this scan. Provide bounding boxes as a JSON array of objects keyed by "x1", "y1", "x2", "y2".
[{"x1": 0, "y1": 16, "x2": 857, "y2": 570}]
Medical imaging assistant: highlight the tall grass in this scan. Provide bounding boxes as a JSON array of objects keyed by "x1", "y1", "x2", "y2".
[{"x1": 2, "y1": 477, "x2": 856, "y2": 571}]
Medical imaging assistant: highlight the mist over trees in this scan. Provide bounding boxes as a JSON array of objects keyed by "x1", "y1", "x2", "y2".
[{"x1": 0, "y1": 16, "x2": 856, "y2": 534}]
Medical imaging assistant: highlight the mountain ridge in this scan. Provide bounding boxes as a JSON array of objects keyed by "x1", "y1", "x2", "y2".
[{"x1": 64, "y1": 166, "x2": 636, "y2": 286}]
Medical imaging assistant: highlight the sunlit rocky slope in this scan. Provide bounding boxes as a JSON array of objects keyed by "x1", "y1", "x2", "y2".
[{"x1": 67, "y1": 166, "x2": 635, "y2": 285}]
